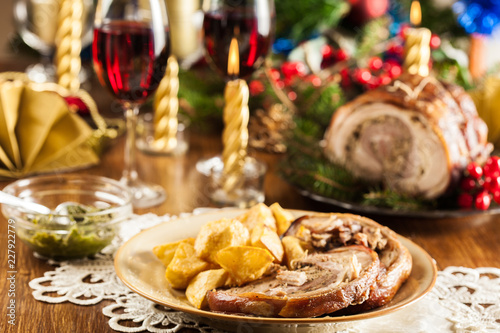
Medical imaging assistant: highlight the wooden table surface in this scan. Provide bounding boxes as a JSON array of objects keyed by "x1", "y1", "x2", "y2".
[{"x1": 1, "y1": 53, "x2": 500, "y2": 333}]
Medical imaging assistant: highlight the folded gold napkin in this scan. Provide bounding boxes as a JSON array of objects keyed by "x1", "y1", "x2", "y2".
[{"x1": 0, "y1": 73, "x2": 101, "y2": 178}]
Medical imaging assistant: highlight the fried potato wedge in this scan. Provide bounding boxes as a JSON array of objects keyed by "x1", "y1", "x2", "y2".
[
  {"x1": 153, "y1": 238, "x2": 195, "y2": 267},
  {"x1": 250, "y1": 222, "x2": 284, "y2": 263},
  {"x1": 194, "y1": 218, "x2": 249, "y2": 264},
  {"x1": 237, "y1": 203, "x2": 277, "y2": 232},
  {"x1": 215, "y1": 245, "x2": 274, "y2": 286},
  {"x1": 186, "y1": 269, "x2": 228, "y2": 309},
  {"x1": 270, "y1": 202, "x2": 295, "y2": 236},
  {"x1": 166, "y1": 241, "x2": 210, "y2": 289},
  {"x1": 282, "y1": 236, "x2": 307, "y2": 269}
]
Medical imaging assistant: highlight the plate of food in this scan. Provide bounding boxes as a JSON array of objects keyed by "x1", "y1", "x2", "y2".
[{"x1": 114, "y1": 204, "x2": 437, "y2": 332}]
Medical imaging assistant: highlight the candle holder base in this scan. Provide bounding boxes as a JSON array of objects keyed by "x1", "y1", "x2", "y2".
[
  {"x1": 136, "y1": 113, "x2": 190, "y2": 156},
  {"x1": 203, "y1": 156, "x2": 266, "y2": 208}
]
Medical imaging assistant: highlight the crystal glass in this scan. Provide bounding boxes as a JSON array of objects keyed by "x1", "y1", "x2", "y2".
[
  {"x1": 92, "y1": 0, "x2": 170, "y2": 208},
  {"x1": 13, "y1": 0, "x2": 94, "y2": 83}
]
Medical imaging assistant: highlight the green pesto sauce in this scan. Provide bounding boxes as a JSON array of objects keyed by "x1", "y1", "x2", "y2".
[{"x1": 19, "y1": 204, "x2": 116, "y2": 259}]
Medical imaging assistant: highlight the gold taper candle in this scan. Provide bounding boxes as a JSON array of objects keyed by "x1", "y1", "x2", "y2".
[
  {"x1": 55, "y1": 0, "x2": 83, "y2": 91},
  {"x1": 153, "y1": 56, "x2": 180, "y2": 151},
  {"x1": 222, "y1": 38, "x2": 249, "y2": 193},
  {"x1": 403, "y1": 1, "x2": 431, "y2": 77}
]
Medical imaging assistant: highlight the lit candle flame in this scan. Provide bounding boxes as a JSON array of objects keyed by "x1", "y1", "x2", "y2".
[
  {"x1": 410, "y1": 0, "x2": 422, "y2": 26},
  {"x1": 227, "y1": 37, "x2": 240, "y2": 77}
]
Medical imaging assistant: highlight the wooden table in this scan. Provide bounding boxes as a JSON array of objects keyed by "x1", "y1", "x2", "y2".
[{"x1": 1, "y1": 56, "x2": 500, "y2": 333}]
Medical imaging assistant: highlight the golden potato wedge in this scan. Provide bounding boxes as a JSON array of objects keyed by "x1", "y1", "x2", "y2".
[
  {"x1": 237, "y1": 203, "x2": 277, "y2": 232},
  {"x1": 153, "y1": 238, "x2": 195, "y2": 267},
  {"x1": 166, "y1": 241, "x2": 210, "y2": 289},
  {"x1": 194, "y1": 218, "x2": 249, "y2": 263},
  {"x1": 282, "y1": 236, "x2": 306, "y2": 269},
  {"x1": 270, "y1": 202, "x2": 295, "y2": 236},
  {"x1": 215, "y1": 245, "x2": 274, "y2": 285},
  {"x1": 250, "y1": 222, "x2": 284, "y2": 263},
  {"x1": 186, "y1": 269, "x2": 228, "y2": 309}
]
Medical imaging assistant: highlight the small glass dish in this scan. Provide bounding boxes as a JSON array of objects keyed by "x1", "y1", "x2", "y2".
[{"x1": 2, "y1": 174, "x2": 133, "y2": 259}]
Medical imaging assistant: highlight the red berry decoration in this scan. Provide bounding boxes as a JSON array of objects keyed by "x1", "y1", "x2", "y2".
[
  {"x1": 483, "y1": 156, "x2": 500, "y2": 178},
  {"x1": 281, "y1": 61, "x2": 307, "y2": 79},
  {"x1": 335, "y1": 49, "x2": 349, "y2": 62},
  {"x1": 354, "y1": 68, "x2": 372, "y2": 84},
  {"x1": 458, "y1": 193, "x2": 474, "y2": 208},
  {"x1": 460, "y1": 177, "x2": 477, "y2": 192},
  {"x1": 430, "y1": 34, "x2": 441, "y2": 49},
  {"x1": 368, "y1": 56, "x2": 383, "y2": 71},
  {"x1": 249, "y1": 80, "x2": 265, "y2": 95},
  {"x1": 493, "y1": 190, "x2": 500, "y2": 204},
  {"x1": 475, "y1": 191, "x2": 491, "y2": 210},
  {"x1": 484, "y1": 176, "x2": 500, "y2": 192},
  {"x1": 321, "y1": 45, "x2": 335, "y2": 59},
  {"x1": 466, "y1": 162, "x2": 483, "y2": 179},
  {"x1": 379, "y1": 74, "x2": 392, "y2": 85}
]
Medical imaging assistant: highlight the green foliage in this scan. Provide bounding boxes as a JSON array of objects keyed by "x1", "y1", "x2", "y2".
[
  {"x1": 362, "y1": 189, "x2": 437, "y2": 211},
  {"x1": 281, "y1": 129, "x2": 365, "y2": 202},
  {"x1": 178, "y1": 68, "x2": 225, "y2": 132},
  {"x1": 354, "y1": 16, "x2": 391, "y2": 59},
  {"x1": 275, "y1": 0, "x2": 350, "y2": 42}
]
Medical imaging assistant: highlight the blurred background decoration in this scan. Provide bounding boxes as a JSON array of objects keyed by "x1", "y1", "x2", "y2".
[{"x1": 3, "y1": 0, "x2": 500, "y2": 210}]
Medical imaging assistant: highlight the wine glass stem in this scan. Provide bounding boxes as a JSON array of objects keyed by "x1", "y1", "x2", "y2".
[{"x1": 123, "y1": 104, "x2": 140, "y2": 185}]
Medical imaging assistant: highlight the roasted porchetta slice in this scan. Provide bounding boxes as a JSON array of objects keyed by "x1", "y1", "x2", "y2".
[
  {"x1": 207, "y1": 213, "x2": 411, "y2": 318},
  {"x1": 323, "y1": 73, "x2": 492, "y2": 199}
]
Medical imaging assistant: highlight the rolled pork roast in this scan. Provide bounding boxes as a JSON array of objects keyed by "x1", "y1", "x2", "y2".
[
  {"x1": 207, "y1": 213, "x2": 412, "y2": 318},
  {"x1": 323, "y1": 73, "x2": 493, "y2": 199}
]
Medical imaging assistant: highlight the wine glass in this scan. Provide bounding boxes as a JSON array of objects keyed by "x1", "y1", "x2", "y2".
[
  {"x1": 197, "y1": 0, "x2": 275, "y2": 206},
  {"x1": 13, "y1": 0, "x2": 94, "y2": 83},
  {"x1": 92, "y1": 0, "x2": 170, "y2": 208},
  {"x1": 202, "y1": 0, "x2": 275, "y2": 80}
]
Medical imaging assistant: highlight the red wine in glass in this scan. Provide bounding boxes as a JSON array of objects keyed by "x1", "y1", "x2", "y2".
[
  {"x1": 203, "y1": 10, "x2": 274, "y2": 79},
  {"x1": 93, "y1": 21, "x2": 169, "y2": 104}
]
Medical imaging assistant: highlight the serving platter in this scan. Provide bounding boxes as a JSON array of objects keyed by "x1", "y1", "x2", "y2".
[
  {"x1": 296, "y1": 186, "x2": 500, "y2": 219},
  {"x1": 114, "y1": 209, "x2": 438, "y2": 332}
]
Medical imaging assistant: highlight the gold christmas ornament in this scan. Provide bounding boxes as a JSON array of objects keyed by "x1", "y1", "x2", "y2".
[
  {"x1": 55, "y1": 0, "x2": 83, "y2": 91},
  {"x1": 153, "y1": 56, "x2": 180, "y2": 151}
]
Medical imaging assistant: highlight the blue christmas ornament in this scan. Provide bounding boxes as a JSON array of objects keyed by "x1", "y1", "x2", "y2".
[
  {"x1": 272, "y1": 38, "x2": 295, "y2": 55},
  {"x1": 453, "y1": 0, "x2": 500, "y2": 35}
]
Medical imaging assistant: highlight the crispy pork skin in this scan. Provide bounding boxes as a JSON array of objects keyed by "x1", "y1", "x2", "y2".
[
  {"x1": 207, "y1": 245, "x2": 380, "y2": 318},
  {"x1": 323, "y1": 74, "x2": 492, "y2": 199}
]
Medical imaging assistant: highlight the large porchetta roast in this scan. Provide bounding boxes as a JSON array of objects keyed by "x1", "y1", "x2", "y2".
[
  {"x1": 207, "y1": 213, "x2": 412, "y2": 318},
  {"x1": 324, "y1": 73, "x2": 493, "y2": 199}
]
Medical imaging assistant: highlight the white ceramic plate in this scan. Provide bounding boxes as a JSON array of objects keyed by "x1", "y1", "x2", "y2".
[{"x1": 114, "y1": 209, "x2": 437, "y2": 332}]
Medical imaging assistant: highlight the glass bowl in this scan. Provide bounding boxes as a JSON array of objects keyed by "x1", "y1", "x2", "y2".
[{"x1": 2, "y1": 174, "x2": 133, "y2": 259}]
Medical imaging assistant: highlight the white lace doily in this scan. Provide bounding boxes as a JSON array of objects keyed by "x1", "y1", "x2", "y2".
[{"x1": 28, "y1": 212, "x2": 500, "y2": 333}]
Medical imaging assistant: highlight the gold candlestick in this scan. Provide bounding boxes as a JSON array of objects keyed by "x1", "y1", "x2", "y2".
[
  {"x1": 55, "y1": 0, "x2": 83, "y2": 91},
  {"x1": 403, "y1": 0, "x2": 431, "y2": 77},
  {"x1": 222, "y1": 37, "x2": 249, "y2": 193},
  {"x1": 153, "y1": 56, "x2": 180, "y2": 151}
]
